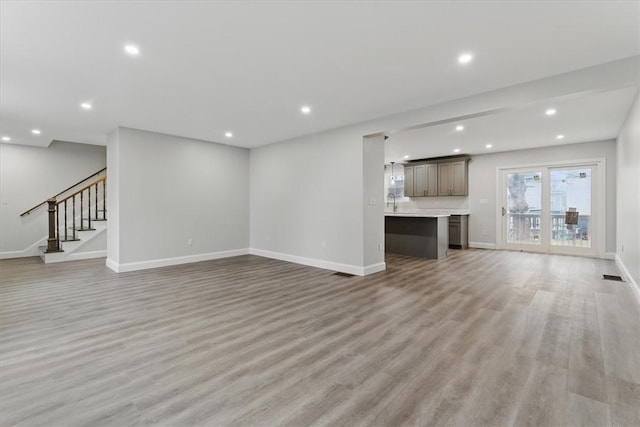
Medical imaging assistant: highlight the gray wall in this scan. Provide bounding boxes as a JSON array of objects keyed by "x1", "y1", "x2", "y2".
[
  {"x1": 0, "y1": 141, "x2": 106, "y2": 257},
  {"x1": 468, "y1": 140, "x2": 617, "y2": 253},
  {"x1": 107, "y1": 127, "x2": 249, "y2": 269},
  {"x1": 362, "y1": 135, "x2": 385, "y2": 270},
  {"x1": 250, "y1": 127, "x2": 366, "y2": 270},
  {"x1": 106, "y1": 129, "x2": 120, "y2": 264},
  {"x1": 616, "y1": 93, "x2": 640, "y2": 286}
]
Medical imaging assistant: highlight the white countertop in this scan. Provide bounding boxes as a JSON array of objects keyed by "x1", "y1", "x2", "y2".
[
  {"x1": 384, "y1": 208, "x2": 470, "y2": 217},
  {"x1": 385, "y1": 212, "x2": 449, "y2": 218}
]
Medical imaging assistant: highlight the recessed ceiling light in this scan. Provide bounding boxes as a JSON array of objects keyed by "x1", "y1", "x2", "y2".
[
  {"x1": 455, "y1": 125, "x2": 464, "y2": 131},
  {"x1": 545, "y1": 108, "x2": 557, "y2": 116},
  {"x1": 1, "y1": 136, "x2": 10, "y2": 142},
  {"x1": 124, "y1": 44, "x2": 140, "y2": 55},
  {"x1": 403, "y1": 155, "x2": 410, "y2": 159},
  {"x1": 453, "y1": 148, "x2": 461, "y2": 153},
  {"x1": 225, "y1": 131, "x2": 233, "y2": 138},
  {"x1": 301, "y1": 106, "x2": 311, "y2": 114},
  {"x1": 485, "y1": 144, "x2": 493, "y2": 148},
  {"x1": 556, "y1": 134, "x2": 565, "y2": 140},
  {"x1": 458, "y1": 53, "x2": 473, "y2": 64},
  {"x1": 81, "y1": 103, "x2": 92, "y2": 110},
  {"x1": 31, "y1": 129, "x2": 41, "y2": 135}
]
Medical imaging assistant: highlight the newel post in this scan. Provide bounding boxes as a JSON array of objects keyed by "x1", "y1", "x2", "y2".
[{"x1": 45, "y1": 198, "x2": 60, "y2": 252}]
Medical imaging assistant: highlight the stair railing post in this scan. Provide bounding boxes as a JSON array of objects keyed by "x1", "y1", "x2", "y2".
[
  {"x1": 87, "y1": 187, "x2": 91, "y2": 230},
  {"x1": 46, "y1": 198, "x2": 60, "y2": 252},
  {"x1": 103, "y1": 179, "x2": 107, "y2": 220}
]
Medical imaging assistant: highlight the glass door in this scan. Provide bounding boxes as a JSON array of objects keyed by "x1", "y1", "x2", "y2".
[
  {"x1": 502, "y1": 170, "x2": 545, "y2": 252},
  {"x1": 500, "y1": 163, "x2": 599, "y2": 257},
  {"x1": 549, "y1": 166, "x2": 596, "y2": 256}
]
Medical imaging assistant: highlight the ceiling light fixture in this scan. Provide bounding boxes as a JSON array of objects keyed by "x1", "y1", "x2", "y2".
[
  {"x1": 225, "y1": 131, "x2": 233, "y2": 138},
  {"x1": 31, "y1": 129, "x2": 41, "y2": 135},
  {"x1": 455, "y1": 125, "x2": 464, "y2": 131},
  {"x1": 81, "y1": 103, "x2": 92, "y2": 110},
  {"x1": 545, "y1": 108, "x2": 557, "y2": 116},
  {"x1": 453, "y1": 148, "x2": 461, "y2": 153},
  {"x1": 124, "y1": 44, "x2": 140, "y2": 55},
  {"x1": 301, "y1": 106, "x2": 311, "y2": 114},
  {"x1": 458, "y1": 53, "x2": 473, "y2": 64},
  {"x1": 1, "y1": 136, "x2": 10, "y2": 142},
  {"x1": 485, "y1": 144, "x2": 493, "y2": 148},
  {"x1": 403, "y1": 155, "x2": 410, "y2": 159},
  {"x1": 556, "y1": 134, "x2": 565, "y2": 140}
]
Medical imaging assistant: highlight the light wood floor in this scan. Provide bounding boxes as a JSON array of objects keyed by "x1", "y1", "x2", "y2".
[{"x1": 1, "y1": 250, "x2": 638, "y2": 426}]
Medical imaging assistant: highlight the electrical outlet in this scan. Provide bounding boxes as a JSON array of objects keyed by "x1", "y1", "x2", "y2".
[
  {"x1": 378, "y1": 243, "x2": 383, "y2": 251},
  {"x1": 187, "y1": 238, "x2": 193, "y2": 246},
  {"x1": 482, "y1": 229, "x2": 488, "y2": 237}
]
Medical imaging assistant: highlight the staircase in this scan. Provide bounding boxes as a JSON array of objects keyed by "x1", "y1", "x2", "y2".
[{"x1": 20, "y1": 168, "x2": 107, "y2": 263}]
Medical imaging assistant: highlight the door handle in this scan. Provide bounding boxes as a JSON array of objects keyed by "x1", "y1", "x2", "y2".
[{"x1": 502, "y1": 207, "x2": 506, "y2": 216}]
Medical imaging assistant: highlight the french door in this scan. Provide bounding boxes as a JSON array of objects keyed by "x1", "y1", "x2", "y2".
[{"x1": 499, "y1": 161, "x2": 601, "y2": 257}]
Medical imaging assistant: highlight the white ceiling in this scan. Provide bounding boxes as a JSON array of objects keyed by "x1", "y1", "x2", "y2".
[
  {"x1": 1, "y1": 1, "x2": 639, "y2": 148},
  {"x1": 385, "y1": 86, "x2": 639, "y2": 162}
]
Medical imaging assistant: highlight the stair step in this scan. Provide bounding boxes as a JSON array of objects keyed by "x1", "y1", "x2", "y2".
[
  {"x1": 39, "y1": 245, "x2": 64, "y2": 253},
  {"x1": 82, "y1": 218, "x2": 107, "y2": 221},
  {"x1": 60, "y1": 238, "x2": 81, "y2": 242},
  {"x1": 74, "y1": 227, "x2": 96, "y2": 231}
]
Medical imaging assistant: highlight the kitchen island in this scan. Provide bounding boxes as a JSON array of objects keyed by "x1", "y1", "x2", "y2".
[{"x1": 385, "y1": 212, "x2": 449, "y2": 259}]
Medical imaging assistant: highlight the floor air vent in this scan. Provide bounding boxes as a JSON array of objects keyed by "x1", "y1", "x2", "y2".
[
  {"x1": 333, "y1": 272, "x2": 355, "y2": 278},
  {"x1": 603, "y1": 274, "x2": 624, "y2": 282}
]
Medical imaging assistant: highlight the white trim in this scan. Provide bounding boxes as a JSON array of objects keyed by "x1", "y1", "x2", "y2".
[
  {"x1": 0, "y1": 236, "x2": 47, "y2": 259},
  {"x1": 469, "y1": 242, "x2": 497, "y2": 250},
  {"x1": 495, "y1": 167, "x2": 502, "y2": 249},
  {"x1": 65, "y1": 250, "x2": 107, "y2": 261},
  {"x1": 615, "y1": 254, "x2": 640, "y2": 306},
  {"x1": 105, "y1": 258, "x2": 119, "y2": 272},
  {"x1": 604, "y1": 252, "x2": 616, "y2": 260},
  {"x1": 107, "y1": 249, "x2": 250, "y2": 273},
  {"x1": 249, "y1": 248, "x2": 382, "y2": 276},
  {"x1": 495, "y1": 157, "x2": 607, "y2": 171},
  {"x1": 363, "y1": 262, "x2": 386, "y2": 275}
]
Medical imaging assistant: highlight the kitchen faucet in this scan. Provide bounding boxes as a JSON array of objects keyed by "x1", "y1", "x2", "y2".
[{"x1": 387, "y1": 193, "x2": 397, "y2": 212}]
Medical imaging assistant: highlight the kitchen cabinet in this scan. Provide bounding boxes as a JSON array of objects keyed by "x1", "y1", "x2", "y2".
[
  {"x1": 438, "y1": 160, "x2": 468, "y2": 196},
  {"x1": 404, "y1": 165, "x2": 415, "y2": 197},
  {"x1": 403, "y1": 163, "x2": 438, "y2": 197},
  {"x1": 448, "y1": 214, "x2": 469, "y2": 249}
]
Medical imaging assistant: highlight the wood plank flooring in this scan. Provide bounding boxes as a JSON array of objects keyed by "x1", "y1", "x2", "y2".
[{"x1": 1, "y1": 250, "x2": 638, "y2": 426}]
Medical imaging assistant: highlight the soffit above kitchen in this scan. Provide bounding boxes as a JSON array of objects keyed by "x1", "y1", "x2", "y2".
[{"x1": 384, "y1": 86, "x2": 639, "y2": 162}]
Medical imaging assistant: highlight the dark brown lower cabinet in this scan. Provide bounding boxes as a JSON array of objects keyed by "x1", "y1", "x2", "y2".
[{"x1": 448, "y1": 214, "x2": 468, "y2": 249}]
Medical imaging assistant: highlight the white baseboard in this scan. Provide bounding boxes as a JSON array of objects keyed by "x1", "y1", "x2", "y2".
[
  {"x1": 469, "y1": 242, "x2": 497, "y2": 250},
  {"x1": 105, "y1": 258, "x2": 119, "y2": 272},
  {"x1": 615, "y1": 254, "x2": 640, "y2": 306},
  {"x1": 65, "y1": 250, "x2": 107, "y2": 262},
  {"x1": 604, "y1": 252, "x2": 616, "y2": 260},
  {"x1": 0, "y1": 236, "x2": 46, "y2": 259},
  {"x1": 363, "y1": 262, "x2": 386, "y2": 275},
  {"x1": 249, "y1": 248, "x2": 385, "y2": 276},
  {"x1": 106, "y1": 248, "x2": 250, "y2": 273}
]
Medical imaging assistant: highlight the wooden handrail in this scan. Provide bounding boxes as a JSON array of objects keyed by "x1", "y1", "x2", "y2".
[
  {"x1": 56, "y1": 177, "x2": 106, "y2": 205},
  {"x1": 20, "y1": 167, "x2": 106, "y2": 216}
]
